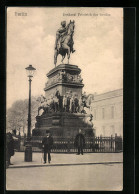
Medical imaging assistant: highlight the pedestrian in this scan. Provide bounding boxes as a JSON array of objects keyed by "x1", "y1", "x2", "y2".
[
  {"x1": 74, "y1": 129, "x2": 85, "y2": 155},
  {"x1": 42, "y1": 130, "x2": 53, "y2": 164},
  {"x1": 6, "y1": 130, "x2": 16, "y2": 167}
]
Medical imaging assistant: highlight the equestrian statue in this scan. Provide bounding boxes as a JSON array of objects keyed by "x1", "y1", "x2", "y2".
[{"x1": 54, "y1": 20, "x2": 75, "y2": 66}]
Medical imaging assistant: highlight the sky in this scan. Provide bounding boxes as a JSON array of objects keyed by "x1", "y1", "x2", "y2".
[{"x1": 7, "y1": 7, "x2": 123, "y2": 109}]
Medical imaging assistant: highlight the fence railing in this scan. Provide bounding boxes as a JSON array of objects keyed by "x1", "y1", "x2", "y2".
[{"x1": 17, "y1": 135, "x2": 123, "y2": 153}]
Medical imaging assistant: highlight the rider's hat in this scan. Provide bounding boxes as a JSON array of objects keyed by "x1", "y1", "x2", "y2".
[{"x1": 61, "y1": 21, "x2": 66, "y2": 26}]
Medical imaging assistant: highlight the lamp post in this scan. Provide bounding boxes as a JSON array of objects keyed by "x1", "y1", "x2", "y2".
[{"x1": 24, "y1": 64, "x2": 36, "y2": 162}]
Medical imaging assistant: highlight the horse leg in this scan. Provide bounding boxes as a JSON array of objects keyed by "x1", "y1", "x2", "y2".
[
  {"x1": 62, "y1": 43, "x2": 70, "y2": 64},
  {"x1": 66, "y1": 47, "x2": 70, "y2": 64},
  {"x1": 54, "y1": 49, "x2": 58, "y2": 66},
  {"x1": 38, "y1": 107, "x2": 41, "y2": 115},
  {"x1": 67, "y1": 52, "x2": 70, "y2": 64},
  {"x1": 61, "y1": 55, "x2": 65, "y2": 64}
]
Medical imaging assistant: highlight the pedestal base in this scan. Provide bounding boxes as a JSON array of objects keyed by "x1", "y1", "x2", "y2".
[{"x1": 33, "y1": 112, "x2": 94, "y2": 138}]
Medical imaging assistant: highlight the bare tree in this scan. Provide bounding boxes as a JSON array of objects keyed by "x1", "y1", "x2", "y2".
[{"x1": 7, "y1": 96, "x2": 39, "y2": 135}]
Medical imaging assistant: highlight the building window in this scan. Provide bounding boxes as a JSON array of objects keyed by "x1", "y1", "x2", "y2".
[
  {"x1": 102, "y1": 108, "x2": 105, "y2": 119},
  {"x1": 111, "y1": 106, "x2": 114, "y2": 119}
]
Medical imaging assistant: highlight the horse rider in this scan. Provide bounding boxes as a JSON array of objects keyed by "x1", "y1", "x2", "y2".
[{"x1": 55, "y1": 21, "x2": 75, "y2": 53}]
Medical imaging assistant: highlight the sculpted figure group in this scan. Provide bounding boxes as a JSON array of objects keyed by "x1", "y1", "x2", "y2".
[{"x1": 37, "y1": 90, "x2": 90, "y2": 116}]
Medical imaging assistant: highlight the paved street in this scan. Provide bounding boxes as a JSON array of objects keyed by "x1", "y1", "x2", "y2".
[
  {"x1": 8, "y1": 152, "x2": 123, "y2": 168},
  {"x1": 6, "y1": 152, "x2": 123, "y2": 191}
]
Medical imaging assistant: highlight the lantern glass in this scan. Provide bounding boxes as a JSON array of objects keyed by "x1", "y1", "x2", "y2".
[{"x1": 25, "y1": 65, "x2": 36, "y2": 77}]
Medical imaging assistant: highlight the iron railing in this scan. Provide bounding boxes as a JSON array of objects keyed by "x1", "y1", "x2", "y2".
[{"x1": 17, "y1": 135, "x2": 123, "y2": 153}]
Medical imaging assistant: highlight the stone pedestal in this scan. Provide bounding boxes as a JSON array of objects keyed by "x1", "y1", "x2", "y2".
[
  {"x1": 33, "y1": 112, "x2": 94, "y2": 137},
  {"x1": 32, "y1": 64, "x2": 94, "y2": 138},
  {"x1": 44, "y1": 64, "x2": 84, "y2": 99}
]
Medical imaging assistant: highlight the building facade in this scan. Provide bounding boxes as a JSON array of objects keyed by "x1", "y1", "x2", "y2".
[{"x1": 89, "y1": 89, "x2": 123, "y2": 137}]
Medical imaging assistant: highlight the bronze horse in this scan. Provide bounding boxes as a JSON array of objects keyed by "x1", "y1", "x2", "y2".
[{"x1": 54, "y1": 20, "x2": 75, "y2": 66}]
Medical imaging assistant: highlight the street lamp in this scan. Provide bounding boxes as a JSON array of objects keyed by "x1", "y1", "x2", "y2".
[{"x1": 24, "y1": 64, "x2": 36, "y2": 162}]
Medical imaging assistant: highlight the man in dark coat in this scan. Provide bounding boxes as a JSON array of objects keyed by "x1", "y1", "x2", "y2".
[
  {"x1": 74, "y1": 129, "x2": 85, "y2": 155},
  {"x1": 42, "y1": 130, "x2": 53, "y2": 164},
  {"x1": 6, "y1": 131, "x2": 15, "y2": 166}
]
